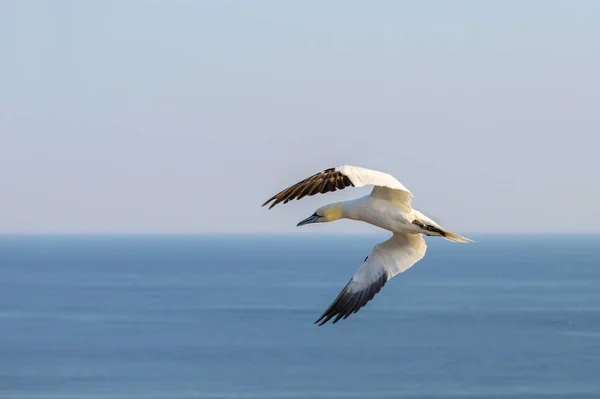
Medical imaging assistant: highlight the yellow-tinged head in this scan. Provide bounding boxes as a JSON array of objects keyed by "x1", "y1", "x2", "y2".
[{"x1": 296, "y1": 203, "x2": 345, "y2": 226}]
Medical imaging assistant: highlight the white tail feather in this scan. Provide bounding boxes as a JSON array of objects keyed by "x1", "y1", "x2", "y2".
[{"x1": 443, "y1": 231, "x2": 474, "y2": 243}]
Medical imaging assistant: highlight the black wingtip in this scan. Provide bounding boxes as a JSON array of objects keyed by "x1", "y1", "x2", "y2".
[
  {"x1": 314, "y1": 311, "x2": 337, "y2": 326},
  {"x1": 313, "y1": 273, "x2": 389, "y2": 326},
  {"x1": 314, "y1": 315, "x2": 327, "y2": 326},
  {"x1": 261, "y1": 197, "x2": 276, "y2": 208}
]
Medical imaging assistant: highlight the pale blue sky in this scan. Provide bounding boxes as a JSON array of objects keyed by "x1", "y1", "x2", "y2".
[{"x1": 1, "y1": 1, "x2": 599, "y2": 234}]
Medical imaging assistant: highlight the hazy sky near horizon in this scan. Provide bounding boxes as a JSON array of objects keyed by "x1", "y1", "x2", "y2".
[{"x1": 1, "y1": 0, "x2": 599, "y2": 234}]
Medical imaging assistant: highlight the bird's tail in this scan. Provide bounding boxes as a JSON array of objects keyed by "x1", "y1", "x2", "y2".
[{"x1": 442, "y1": 230, "x2": 474, "y2": 243}]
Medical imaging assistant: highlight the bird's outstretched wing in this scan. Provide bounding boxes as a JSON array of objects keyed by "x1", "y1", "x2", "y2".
[
  {"x1": 262, "y1": 165, "x2": 413, "y2": 210},
  {"x1": 315, "y1": 232, "x2": 427, "y2": 326}
]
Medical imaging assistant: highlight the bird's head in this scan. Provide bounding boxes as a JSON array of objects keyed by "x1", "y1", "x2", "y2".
[{"x1": 297, "y1": 203, "x2": 345, "y2": 226}]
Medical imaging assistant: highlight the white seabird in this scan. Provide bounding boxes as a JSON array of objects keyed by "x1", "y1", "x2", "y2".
[{"x1": 263, "y1": 165, "x2": 473, "y2": 326}]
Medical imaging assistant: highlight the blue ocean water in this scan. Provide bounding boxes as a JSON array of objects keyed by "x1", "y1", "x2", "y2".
[{"x1": 1, "y1": 234, "x2": 599, "y2": 399}]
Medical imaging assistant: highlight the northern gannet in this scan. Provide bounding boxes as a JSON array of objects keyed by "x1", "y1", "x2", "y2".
[{"x1": 263, "y1": 165, "x2": 473, "y2": 326}]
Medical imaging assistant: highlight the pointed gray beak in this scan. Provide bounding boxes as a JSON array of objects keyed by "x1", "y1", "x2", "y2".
[{"x1": 297, "y1": 213, "x2": 321, "y2": 227}]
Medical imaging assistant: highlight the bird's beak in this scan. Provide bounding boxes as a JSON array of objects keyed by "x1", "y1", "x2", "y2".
[{"x1": 297, "y1": 213, "x2": 321, "y2": 227}]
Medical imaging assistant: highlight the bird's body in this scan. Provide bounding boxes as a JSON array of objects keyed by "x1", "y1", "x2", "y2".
[
  {"x1": 341, "y1": 196, "x2": 414, "y2": 233},
  {"x1": 263, "y1": 165, "x2": 473, "y2": 325}
]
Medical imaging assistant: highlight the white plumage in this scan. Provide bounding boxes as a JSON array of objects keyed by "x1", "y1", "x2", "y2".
[{"x1": 263, "y1": 165, "x2": 472, "y2": 325}]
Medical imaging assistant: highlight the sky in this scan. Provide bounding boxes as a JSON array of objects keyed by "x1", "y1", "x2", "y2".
[{"x1": 1, "y1": 0, "x2": 599, "y2": 234}]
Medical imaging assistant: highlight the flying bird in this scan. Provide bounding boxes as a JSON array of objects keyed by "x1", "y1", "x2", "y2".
[{"x1": 262, "y1": 165, "x2": 473, "y2": 326}]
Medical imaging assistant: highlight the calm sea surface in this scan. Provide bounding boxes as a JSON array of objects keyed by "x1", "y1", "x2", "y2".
[{"x1": 1, "y1": 235, "x2": 599, "y2": 399}]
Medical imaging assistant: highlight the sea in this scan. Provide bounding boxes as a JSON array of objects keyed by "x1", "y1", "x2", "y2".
[{"x1": 1, "y1": 234, "x2": 599, "y2": 399}]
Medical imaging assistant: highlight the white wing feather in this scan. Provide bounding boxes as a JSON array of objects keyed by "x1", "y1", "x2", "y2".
[
  {"x1": 351, "y1": 233, "x2": 426, "y2": 289},
  {"x1": 315, "y1": 233, "x2": 427, "y2": 325},
  {"x1": 263, "y1": 164, "x2": 413, "y2": 210},
  {"x1": 336, "y1": 165, "x2": 413, "y2": 210}
]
